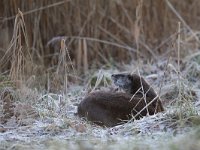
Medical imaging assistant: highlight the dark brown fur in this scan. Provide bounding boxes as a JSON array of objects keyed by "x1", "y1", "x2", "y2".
[
  {"x1": 78, "y1": 91, "x2": 161, "y2": 127},
  {"x1": 77, "y1": 73, "x2": 164, "y2": 127},
  {"x1": 111, "y1": 73, "x2": 164, "y2": 112}
]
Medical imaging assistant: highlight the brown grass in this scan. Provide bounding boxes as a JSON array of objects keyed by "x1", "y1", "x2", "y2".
[
  {"x1": 0, "y1": 1, "x2": 200, "y2": 149},
  {"x1": 1, "y1": 0, "x2": 200, "y2": 75}
]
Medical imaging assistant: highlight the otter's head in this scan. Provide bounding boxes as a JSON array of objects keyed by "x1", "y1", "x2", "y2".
[
  {"x1": 111, "y1": 73, "x2": 157, "y2": 98},
  {"x1": 111, "y1": 73, "x2": 149, "y2": 95},
  {"x1": 111, "y1": 73, "x2": 135, "y2": 94}
]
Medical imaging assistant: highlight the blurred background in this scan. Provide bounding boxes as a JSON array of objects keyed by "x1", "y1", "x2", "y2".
[{"x1": 0, "y1": 0, "x2": 200, "y2": 89}]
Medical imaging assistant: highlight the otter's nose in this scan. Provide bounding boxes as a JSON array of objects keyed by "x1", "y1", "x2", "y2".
[{"x1": 111, "y1": 74, "x2": 117, "y2": 80}]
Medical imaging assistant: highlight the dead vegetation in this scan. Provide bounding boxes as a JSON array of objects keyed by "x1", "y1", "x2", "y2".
[
  {"x1": 0, "y1": 0, "x2": 200, "y2": 150},
  {"x1": 1, "y1": 0, "x2": 200, "y2": 73}
]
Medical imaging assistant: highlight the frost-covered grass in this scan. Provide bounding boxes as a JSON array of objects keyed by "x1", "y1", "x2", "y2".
[
  {"x1": 1, "y1": 2, "x2": 200, "y2": 149},
  {"x1": 1, "y1": 58, "x2": 200, "y2": 150}
]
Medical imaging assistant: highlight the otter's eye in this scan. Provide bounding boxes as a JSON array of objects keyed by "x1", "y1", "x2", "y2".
[{"x1": 127, "y1": 75, "x2": 132, "y2": 81}]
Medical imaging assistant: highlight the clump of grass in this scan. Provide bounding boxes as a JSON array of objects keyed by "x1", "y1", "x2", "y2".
[
  {"x1": 1, "y1": 10, "x2": 32, "y2": 88},
  {"x1": 166, "y1": 22, "x2": 199, "y2": 128}
]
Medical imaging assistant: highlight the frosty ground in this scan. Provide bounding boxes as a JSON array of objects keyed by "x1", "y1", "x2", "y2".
[{"x1": 1, "y1": 58, "x2": 200, "y2": 150}]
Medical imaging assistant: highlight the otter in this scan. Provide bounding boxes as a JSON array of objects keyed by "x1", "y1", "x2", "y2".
[
  {"x1": 77, "y1": 73, "x2": 164, "y2": 127},
  {"x1": 111, "y1": 73, "x2": 164, "y2": 112}
]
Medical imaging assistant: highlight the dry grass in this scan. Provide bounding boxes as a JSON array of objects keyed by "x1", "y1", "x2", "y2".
[
  {"x1": 0, "y1": 1, "x2": 200, "y2": 150},
  {"x1": 1, "y1": 0, "x2": 200, "y2": 73},
  {"x1": 0, "y1": 56, "x2": 199, "y2": 150}
]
